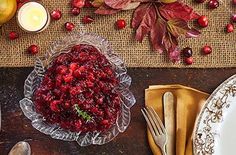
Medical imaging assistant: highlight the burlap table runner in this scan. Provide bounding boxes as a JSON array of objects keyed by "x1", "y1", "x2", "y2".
[{"x1": 0, "y1": 0, "x2": 235, "y2": 67}]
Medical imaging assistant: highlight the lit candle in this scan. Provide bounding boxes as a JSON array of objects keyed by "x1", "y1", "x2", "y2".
[{"x1": 17, "y1": 1, "x2": 50, "y2": 33}]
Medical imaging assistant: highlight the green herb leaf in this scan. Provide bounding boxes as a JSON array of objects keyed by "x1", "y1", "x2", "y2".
[{"x1": 74, "y1": 104, "x2": 92, "y2": 121}]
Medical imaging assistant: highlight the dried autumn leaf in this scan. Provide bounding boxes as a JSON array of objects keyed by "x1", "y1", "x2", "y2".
[
  {"x1": 132, "y1": 3, "x2": 151, "y2": 29},
  {"x1": 150, "y1": 18, "x2": 166, "y2": 53},
  {"x1": 104, "y1": 0, "x2": 131, "y2": 9},
  {"x1": 159, "y1": 1, "x2": 200, "y2": 21},
  {"x1": 186, "y1": 28, "x2": 201, "y2": 38},
  {"x1": 167, "y1": 19, "x2": 200, "y2": 38},
  {"x1": 169, "y1": 48, "x2": 181, "y2": 63},
  {"x1": 160, "y1": 0, "x2": 177, "y2": 4},
  {"x1": 92, "y1": 0, "x2": 104, "y2": 7},
  {"x1": 131, "y1": 0, "x2": 153, "y2": 2},
  {"x1": 167, "y1": 19, "x2": 190, "y2": 37},
  {"x1": 163, "y1": 32, "x2": 178, "y2": 52},
  {"x1": 134, "y1": 4, "x2": 157, "y2": 42},
  {"x1": 94, "y1": 0, "x2": 201, "y2": 62},
  {"x1": 95, "y1": 4, "x2": 121, "y2": 15},
  {"x1": 122, "y1": 2, "x2": 140, "y2": 10}
]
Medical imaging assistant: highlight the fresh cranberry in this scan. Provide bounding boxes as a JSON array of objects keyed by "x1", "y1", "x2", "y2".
[
  {"x1": 71, "y1": 7, "x2": 80, "y2": 16},
  {"x1": 226, "y1": 23, "x2": 234, "y2": 33},
  {"x1": 233, "y1": 0, "x2": 236, "y2": 5},
  {"x1": 9, "y1": 31, "x2": 19, "y2": 40},
  {"x1": 65, "y1": 22, "x2": 75, "y2": 31},
  {"x1": 197, "y1": 15, "x2": 208, "y2": 28},
  {"x1": 50, "y1": 100, "x2": 61, "y2": 112},
  {"x1": 17, "y1": 2, "x2": 24, "y2": 9},
  {"x1": 84, "y1": 0, "x2": 93, "y2": 7},
  {"x1": 182, "y1": 47, "x2": 193, "y2": 58},
  {"x1": 69, "y1": 63, "x2": 78, "y2": 71},
  {"x1": 82, "y1": 15, "x2": 94, "y2": 24},
  {"x1": 75, "y1": 120, "x2": 82, "y2": 129},
  {"x1": 184, "y1": 57, "x2": 193, "y2": 65},
  {"x1": 231, "y1": 14, "x2": 236, "y2": 22},
  {"x1": 56, "y1": 65, "x2": 68, "y2": 75},
  {"x1": 100, "y1": 119, "x2": 109, "y2": 125},
  {"x1": 116, "y1": 19, "x2": 126, "y2": 29},
  {"x1": 27, "y1": 45, "x2": 39, "y2": 55},
  {"x1": 208, "y1": 0, "x2": 219, "y2": 9},
  {"x1": 97, "y1": 97, "x2": 104, "y2": 104},
  {"x1": 202, "y1": 45, "x2": 212, "y2": 55},
  {"x1": 51, "y1": 10, "x2": 62, "y2": 20},
  {"x1": 64, "y1": 102, "x2": 71, "y2": 109},
  {"x1": 71, "y1": 0, "x2": 85, "y2": 8},
  {"x1": 63, "y1": 74, "x2": 73, "y2": 83}
]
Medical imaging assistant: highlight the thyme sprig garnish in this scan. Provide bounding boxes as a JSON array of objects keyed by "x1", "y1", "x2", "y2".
[{"x1": 74, "y1": 104, "x2": 92, "y2": 121}]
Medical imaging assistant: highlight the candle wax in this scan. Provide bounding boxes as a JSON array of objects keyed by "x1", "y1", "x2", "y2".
[{"x1": 18, "y1": 2, "x2": 48, "y2": 32}]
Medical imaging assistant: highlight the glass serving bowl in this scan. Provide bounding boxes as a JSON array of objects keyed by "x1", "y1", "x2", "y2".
[{"x1": 19, "y1": 32, "x2": 136, "y2": 146}]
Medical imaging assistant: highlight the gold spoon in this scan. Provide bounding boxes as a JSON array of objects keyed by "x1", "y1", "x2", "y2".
[{"x1": 8, "y1": 141, "x2": 31, "y2": 155}]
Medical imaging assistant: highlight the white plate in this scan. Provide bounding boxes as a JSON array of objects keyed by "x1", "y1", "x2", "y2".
[{"x1": 193, "y1": 75, "x2": 236, "y2": 155}]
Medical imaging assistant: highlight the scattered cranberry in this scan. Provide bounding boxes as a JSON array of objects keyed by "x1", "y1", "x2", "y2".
[
  {"x1": 202, "y1": 45, "x2": 212, "y2": 55},
  {"x1": 182, "y1": 47, "x2": 193, "y2": 58},
  {"x1": 197, "y1": 15, "x2": 208, "y2": 28},
  {"x1": 9, "y1": 31, "x2": 19, "y2": 40},
  {"x1": 17, "y1": 2, "x2": 24, "y2": 9},
  {"x1": 51, "y1": 10, "x2": 62, "y2": 20},
  {"x1": 27, "y1": 45, "x2": 39, "y2": 55},
  {"x1": 71, "y1": 7, "x2": 80, "y2": 16},
  {"x1": 84, "y1": 0, "x2": 93, "y2": 7},
  {"x1": 82, "y1": 15, "x2": 94, "y2": 24},
  {"x1": 71, "y1": 0, "x2": 85, "y2": 8},
  {"x1": 208, "y1": 0, "x2": 219, "y2": 9},
  {"x1": 184, "y1": 57, "x2": 193, "y2": 65},
  {"x1": 65, "y1": 22, "x2": 75, "y2": 31},
  {"x1": 233, "y1": 0, "x2": 236, "y2": 5},
  {"x1": 231, "y1": 14, "x2": 236, "y2": 22},
  {"x1": 195, "y1": 0, "x2": 205, "y2": 3},
  {"x1": 116, "y1": 19, "x2": 126, "y2": 30},
  {"x1": 226, "y1": 23, "x2": 234, "y2": 33}
]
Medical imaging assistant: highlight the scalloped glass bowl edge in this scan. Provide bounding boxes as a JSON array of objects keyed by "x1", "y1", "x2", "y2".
[{"x1": 19, "y1": 32, "x2": 136, "y2": 146}]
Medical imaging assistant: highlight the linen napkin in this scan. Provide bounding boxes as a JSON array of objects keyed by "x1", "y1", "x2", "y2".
[{"x1": 145, "y1": 85, "x2": 209, "y2": 155}]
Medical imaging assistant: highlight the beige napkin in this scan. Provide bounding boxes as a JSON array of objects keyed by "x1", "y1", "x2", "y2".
[{"x1": 145, "y1": 85, "x2": 209, "y2": 155}]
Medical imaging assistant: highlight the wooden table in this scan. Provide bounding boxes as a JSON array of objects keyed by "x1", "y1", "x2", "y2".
[{"x1": 0, "y1": 68, "x2": 236, "y2": 155}]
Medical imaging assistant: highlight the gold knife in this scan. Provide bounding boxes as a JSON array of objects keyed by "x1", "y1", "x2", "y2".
[{"x1": 163, "y1": 92, "x2": 175, "y2": 155}]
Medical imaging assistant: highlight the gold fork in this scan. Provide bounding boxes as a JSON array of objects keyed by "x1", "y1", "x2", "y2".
[{"x1": 141, "y1": 107, "x2": 167, "y2": 155}]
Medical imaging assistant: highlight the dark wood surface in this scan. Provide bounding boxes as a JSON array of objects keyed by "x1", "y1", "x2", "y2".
[{"x1": 0, "y1": 68, "x2": 236, "y2": 155}]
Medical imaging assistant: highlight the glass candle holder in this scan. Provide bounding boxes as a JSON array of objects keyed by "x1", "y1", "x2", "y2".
[{"x1": 16, "y1": 1, "x2": 50, "y2": 33}]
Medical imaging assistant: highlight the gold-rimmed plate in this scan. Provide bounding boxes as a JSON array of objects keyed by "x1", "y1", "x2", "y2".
[{"x1": 193, "y1": 74, "x2": 236, "y2": 155}]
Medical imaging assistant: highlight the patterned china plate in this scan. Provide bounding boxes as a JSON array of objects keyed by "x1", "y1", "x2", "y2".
[{"x1": 193, "y1": 74, "x2": 236, "y2": 155}]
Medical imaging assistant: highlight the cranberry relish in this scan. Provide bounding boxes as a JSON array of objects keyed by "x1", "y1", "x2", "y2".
[{"x1": 34, "y1": 44, "x2": 121, "y2": 132}]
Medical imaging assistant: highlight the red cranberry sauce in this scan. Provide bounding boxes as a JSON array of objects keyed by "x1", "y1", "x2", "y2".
[{"x1": 34, "y1": 44, "x2": 121, "y2": 132}]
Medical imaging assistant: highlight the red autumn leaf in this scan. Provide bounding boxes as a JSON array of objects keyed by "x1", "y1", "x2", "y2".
[
  {"x1": 132, "y1": 3, "x2": 151, "y2": 29},
  {"x1": 132, "y1": 0, "x2": 154, "y2": 2},
  {"x1": 95, "y1": 4, "x2": 121, "y2": 15},
  {"x1": 167, "y1": 19, "x2": 200, "y2": 38},
  {"x1": 150, "y1": 18, "x2": 166, "y2": 53},
  {"x1": 159, "y1": 1, "x2": 200, "y2": 21},
  {"x1": 94, "y1": 0, "x2": 201, "y2": 62},
  {"x1": 104, "y1": 0, "x2": 131, "y2": 9},
  {"x1": 163, "y1": 32, "x2": 178, "y2": 52},
  {"x1": 186, "y1": 28, "x2": 201, "y2": 38},
  {"x1": 134, "y1": 4, "x2": 156, "y2": 42}
]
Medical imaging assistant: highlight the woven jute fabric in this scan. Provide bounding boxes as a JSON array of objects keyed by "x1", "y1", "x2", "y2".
[{"x1": 0, "y1": 0, "x2": 236, "y2": 68}]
